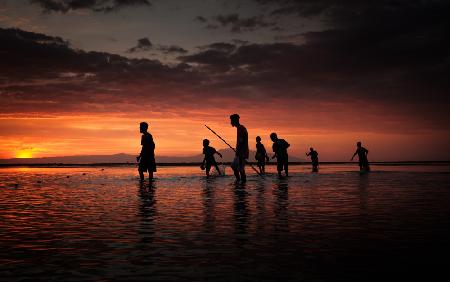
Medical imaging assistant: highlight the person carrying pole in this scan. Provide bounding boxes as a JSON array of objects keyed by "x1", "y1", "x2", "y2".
[{"x1": 229, "y1": 114, "x2": 249, "y2": 183}]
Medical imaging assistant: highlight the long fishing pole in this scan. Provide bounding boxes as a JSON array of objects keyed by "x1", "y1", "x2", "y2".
[{"x1": 205, "y1": 125, "x2": 262, "y2": 176}]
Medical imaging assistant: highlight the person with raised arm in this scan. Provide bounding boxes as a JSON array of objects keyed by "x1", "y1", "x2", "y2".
[{"x1": 306, "y1": 147, "x2": 319, "y2": 172}]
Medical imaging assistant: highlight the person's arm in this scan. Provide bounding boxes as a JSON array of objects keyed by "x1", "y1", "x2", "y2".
[
  {"x1": 137, "y1": 135, "x2": 143, "y2": 162},
  {"x1": 216, "y1": 151, "x2": 223, "y2": 158},
  {"x1": 236, "y1": 137, "x2": 242, "y2": 156},
  {"x1": 149, "y1": 134, "x2": 155, "y2": 151},
  {"x1": 306, "y1": 152, "x2": 310, "y2": 156},
  {"x1": 351, "y1": 150, "x2": 357, "y2": 161}
]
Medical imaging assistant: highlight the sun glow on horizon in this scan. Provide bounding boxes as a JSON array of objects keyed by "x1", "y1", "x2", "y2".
[{"x1": 15, "y1": 150, "x2": 33, "y2": 159}]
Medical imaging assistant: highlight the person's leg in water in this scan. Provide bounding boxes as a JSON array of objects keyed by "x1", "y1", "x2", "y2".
[
  {"x1": 363, "y1": 159, "x2": 370, "y2": 172},
  {"x1": 312, "y1": 162, "x2": 318, "y2": 172},
  {"x1": 232, "y1": 157, "x2": 241, "y2": 182},
  {"x1": 214, "y1": 162, "x2": 222, "y2": 176},
  {"x1": 284, "y1": 159, "x2": 289, "y2": 177},
  {"x1": 139, "y1": 168, "x2": 145, "y2": 181},
  {"x1": 277, "y1": 160, "x2": 283, "y2": 178},
  {"x1": 206, "y1": 163, "x2": 211, "y2": 177},
  {"x1": 257, "y1": 160, "x2": 263, "y2": 175},
  {"x1": 239, "y1": 156, "x2": 246, "y2": 183},
  {"x1": 148, "y1": 171, "x2": 153, "y2": 181}
]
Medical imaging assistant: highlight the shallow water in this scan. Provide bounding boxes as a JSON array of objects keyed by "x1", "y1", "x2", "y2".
[{"x1": 1, "y1": 164, "x2": 449, "y2": 281}]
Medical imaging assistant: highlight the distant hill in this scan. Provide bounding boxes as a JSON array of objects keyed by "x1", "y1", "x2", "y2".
[{"x1": 0, "y1": 149, "x2": 303, "y2": 164}]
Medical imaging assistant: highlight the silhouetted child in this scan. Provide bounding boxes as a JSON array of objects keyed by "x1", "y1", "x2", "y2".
[
  {"x1": 201, "y1": 139, "x2": 222, "y2": 177},
  {"x1": 351, "y1": 141, "x2": 370, "y2": 172},
  {"x1": 137, "y1": 122, "x2": 156, "y2": 181},
  {"x1": 306, "y1": 147, "x2": 319, "y2": 172},
  {"x1": 270, "y1": 133, "x2": 290, "y2": 177},
  {"x1": 255, "y1": 136, "x2": 269, "y2": 174}
]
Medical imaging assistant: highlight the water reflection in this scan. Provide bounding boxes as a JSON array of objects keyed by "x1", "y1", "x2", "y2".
[
  {"x1": 202, "y1": 178, "x2": 216, "y2": 234},
  {"x1": 1, "y1": 166, "x2": 449, "y2": 281},
  {"x1": 137, "y1": 182, "x2": 156, "y2": 245},
  {"x1": 273, "y1": 179, "x2": 289, "y2": 233},
  {"x1": 255, "y1": 179, "x2": 267, "y2": 232},
  {"x1": 358, "y1": 174, "x2": 369, "y2": 228},
  {"x1": 233, "y1": 183, "x2": 249, "y2": 245}
]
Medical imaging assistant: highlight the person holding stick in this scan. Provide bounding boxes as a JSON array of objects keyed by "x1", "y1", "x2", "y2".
[
  {"x1": 230, "y1": 114, "x2": 249, "y2": 183},
  {"x1": 204, "y1": 125, "x2": 262, "y2": 178}
]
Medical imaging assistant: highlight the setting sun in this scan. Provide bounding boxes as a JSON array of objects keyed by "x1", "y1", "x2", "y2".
[{"x1": 16, "y1": 150, "x2": 33, "y2": 159}]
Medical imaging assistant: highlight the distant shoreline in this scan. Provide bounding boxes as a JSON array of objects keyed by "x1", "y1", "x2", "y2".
[{"x1": 1, "y1": 161, "x2": 449, "y2": 168}]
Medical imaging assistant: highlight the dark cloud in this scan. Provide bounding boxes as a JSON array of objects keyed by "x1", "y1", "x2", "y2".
[
  {"x1": 194, "y1": 16, "x2": 207, "y2": 23},
  {"x1": 0, "y1": 28, "x2": 200, "y2": 114},
  {"x1": 157, "y1": 45, "x2": 188, "y2": 55},
  {"x1": 127, "y1": 37, "x2": 187, "y2": 54},
  {"x1": 200, "y1": 13, "x2": 278, "y2": 33},
  {"x1": 199, "y1": 42, "x2": 236, "y2": 53},
  {"x1": 30, "y1": 0, "x2": 151, "y2": 13},
  {"x1": 127, "y1": 37, "x2": 153, "y2": 53}
]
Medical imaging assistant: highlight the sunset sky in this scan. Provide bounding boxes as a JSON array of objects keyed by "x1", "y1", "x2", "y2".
[{"x1": 1, "y1": 0, "x2": 449, "y2": 161}]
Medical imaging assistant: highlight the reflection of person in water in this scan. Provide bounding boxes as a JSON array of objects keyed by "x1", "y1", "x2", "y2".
[
  {"x1": 137, "y1": 122, "x2": 156, "y2": 182},
  {"x1": 202, "y1": 179, "x2": 216, "y2": 234},
  {"x1": 201, "y1": 139, "x2": 222, "y2": 177},
  {"x1": 273, "y1": 180, "x2": 289, "y2": 233},
  {"x1": 306, "y1": 147, "x2": 319, "y2": 172},
  {"x1": 233, "y1": 183, "x2": 249, "y2": 244},
  {"x1": 351, "y1": 141, "x2": 370, "y2": 172},
  {"x1": 138, "y1": 182, "x2": 156, "y2": 245}
]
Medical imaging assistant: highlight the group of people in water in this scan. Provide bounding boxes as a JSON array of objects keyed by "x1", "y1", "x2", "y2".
[{"x1": 137, "y1": 114, "x2": 370, "y2": 182}]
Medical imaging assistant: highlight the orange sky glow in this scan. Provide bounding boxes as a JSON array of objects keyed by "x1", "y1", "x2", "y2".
[{"x1": 1, "y1": 107, "x2": 448, "y2": 161}]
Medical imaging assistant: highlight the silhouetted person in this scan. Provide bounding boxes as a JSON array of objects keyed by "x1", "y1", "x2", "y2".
[
  {"x1": 255, "y1": 136, "x2": 269, "y2": 174},
  {"x1": 230, "y1": 114, "x2": 249, "y2": 183},
  {"x1": 270, "y1": 132, "x2": 290, "y2": 177},
  {"x1": 201, "y1": 139, "x2": 222, "y2": 177},
  {"x1": 137, "y1": 122, "x2": 156, "y2": 181},
  {"x1": 306, "y1": 147, "x2": 319, "y2": 172},
  {"x1": 351, "y1": 141, "x2": 370, "y2": 172}
]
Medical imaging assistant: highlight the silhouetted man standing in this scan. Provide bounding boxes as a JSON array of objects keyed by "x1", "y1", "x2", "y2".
[
  {"x1": 230, "y1": 114, "x2": 249, "y2": 183},
  {"x1": 306, "y1": 147, "x2": 319, "y2": 172},
  {"x1": 351, "y1": 141, "x2": 370, "y2": 172},
  {"x1": 137, "y1": 122, "x2": 156, "y2": 181}
]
